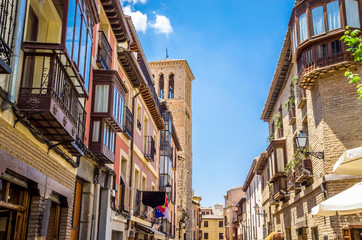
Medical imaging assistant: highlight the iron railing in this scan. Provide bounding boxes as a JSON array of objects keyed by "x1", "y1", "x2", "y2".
[
  {"x1": 144, "y1": 136, "x2": 156, "y2": 162},
  {"x1": 123, "y1": 106, "x2": 133, "y2": 138},
  {"x1": 96, "y1": 31, "x2": 112, "y2": 70},
  {"x1": 0, "y1": 0, "x2": 17, "y2": 73},
  {"x1": 19, "y1": 52, "x2": 82, "y2": 125}
]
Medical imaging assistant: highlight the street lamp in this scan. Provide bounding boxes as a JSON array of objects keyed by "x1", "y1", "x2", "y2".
[
  {"x1": 295, "y1": 131, "x2": 324, "y2": 159},
  {"x1": 165, "y1": 183, "x2": 172, "y2": 193},
  {"x1": 254, "y1": 204, "x2": 266, "y2": 217}
]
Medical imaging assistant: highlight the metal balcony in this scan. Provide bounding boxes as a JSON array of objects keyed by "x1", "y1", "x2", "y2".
[
  {"x1": 144, "y1": 136, "x2": 156, "y2": 162},
  {"x1": 96, "y1": 31, "x2": 113, "y2": 70}
]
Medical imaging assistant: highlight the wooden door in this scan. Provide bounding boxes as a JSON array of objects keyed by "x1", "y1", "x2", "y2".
[{"x1": 70, "y1": 180, "x2": 83, "y2": 240}]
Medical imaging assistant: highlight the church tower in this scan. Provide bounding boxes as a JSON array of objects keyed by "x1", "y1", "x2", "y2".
[{"x1": 149, "y1": 59, "x2": 194, "y2": 240}]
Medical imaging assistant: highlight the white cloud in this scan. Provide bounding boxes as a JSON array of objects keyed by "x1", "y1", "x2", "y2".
[
  {"x1": 150, "y1": 15, "x2": 173, "y2": 35},
  {"x1": 123, "y1": 5, "x2": 148, "y2": 33},
  {"x1": 121, "y1": 0, "x2": 146, "y2": 5}
]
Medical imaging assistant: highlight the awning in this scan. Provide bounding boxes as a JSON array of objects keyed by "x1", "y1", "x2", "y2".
[
  {"x1": 265, "y1": 231, "x2": 276, "y2": 240},
  {"x1": 136, "y1": 224, "x2": 166, "y2": 240},
  {"x1": 312, "y1": 181, "x2": 362, "y2": 216},
  {"x1": 333, "y1": 147, "x2": 362, "y2": 176}
]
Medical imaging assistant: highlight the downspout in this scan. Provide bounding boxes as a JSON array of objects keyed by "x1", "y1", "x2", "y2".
[
  {"x1": 8, "y1": 0, "x2": 26, "y2": 102},
  {"x1": 128, "y1": 84, "x2": 145, "y2": 213}
]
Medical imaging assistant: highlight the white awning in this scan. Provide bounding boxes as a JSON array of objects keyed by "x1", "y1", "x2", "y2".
[
  {"x1": 312, "y1": 181, "x2": 362, "y2": 216},
  {"x1": 333, "y1": 147, "x2": 362, "y2": 176}
]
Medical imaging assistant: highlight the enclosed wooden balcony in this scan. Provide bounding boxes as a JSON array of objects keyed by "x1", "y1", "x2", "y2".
[
  {"x1": 267, "y1": 139, "x2": 287, "y2": 182},
  {"x1": 289, "y1": 0, "x2": 360, "y2": 89},
  {"x1": 17, "y1": 51, "x2": 86, "y2": 156},
  {"x1": 295, "y1": 158, "x2": 313, "y2": 184},
  {"x1": 144, "y1": 136, "x2": 156, "y2": 162},
  {"x1": 89, "y1": 118, "x2": 115, "y2": 164},
  {"x1": 273, "y1": 177, "x2": 288, "y2": 201},
  {"x1": 92, "y1": 69, "x2": 128, "y2": 132}
]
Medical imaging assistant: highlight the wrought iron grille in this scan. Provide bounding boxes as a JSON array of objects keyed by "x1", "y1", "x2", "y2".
[
  {"x1": 0, "y1": 0, "x2": 17, "y2": 73},
  {"x1": 123, "y1": 106, "x2": 133, "y2": 138},
  {"x1": 96, "y1": 31, "x2": 112, "y2": 70},
  {"x1": 144, "y1": 136, "x2": 156, "y2": 162}
]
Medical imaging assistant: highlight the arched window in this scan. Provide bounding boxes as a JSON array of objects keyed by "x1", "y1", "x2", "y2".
[
  {"x1": 168, "y1": 74, "x2": 174, "y2": 99},
  {"x1": 159, "y1": 74, "x2": 164, "y2": 98}
]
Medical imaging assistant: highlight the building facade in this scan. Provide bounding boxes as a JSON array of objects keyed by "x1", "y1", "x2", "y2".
[
  {"x1": 241, "y1": 159, "x2": 264, "y2": 240},
  {"x1": 192, "y1": 195, "x2": 202, "y2": 240},
  {"x1": 224, "y1": 187, "x2": 244, "y2": 240},
  {"x1": 149, "y1": 59, "x2": 195, "y2": 240},
  {"x1": 257, "y1": 0, "x2": 362, "y2": 239},
  {"x1": 201, "y1": 205, "x2": 225, "y2": 240}
]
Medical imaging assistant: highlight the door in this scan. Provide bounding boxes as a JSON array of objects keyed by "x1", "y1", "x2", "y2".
[{"x1": 70, "y1": 180, "x2": 83, "y2": 240}]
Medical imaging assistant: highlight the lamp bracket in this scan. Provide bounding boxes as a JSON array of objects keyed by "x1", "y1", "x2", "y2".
[{"x1": 305, "y1": 151, "x2": 324, "y2": 160}]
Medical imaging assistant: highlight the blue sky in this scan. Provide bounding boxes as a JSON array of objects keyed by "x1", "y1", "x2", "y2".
[{"x1": 123, "y1": 0, "x2": 295, "y2": 207}]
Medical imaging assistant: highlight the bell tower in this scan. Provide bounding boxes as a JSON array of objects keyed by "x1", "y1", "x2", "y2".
[{"x1": 149, "y1": 59, "x2": 195, "y2": 240}]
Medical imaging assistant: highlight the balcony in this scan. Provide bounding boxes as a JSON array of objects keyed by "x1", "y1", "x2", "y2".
[
  {"x1": 89, "y1": 118, "x2": 115, "y2": 164},
  {"x1": 96, "y1": 31, "x2": 113, "y2": 70},
  {"x1": 267, "y1": 139, "x2": 287, "y2": 182},
  {"x1": 144, "y1": 136, "x2": 156, "y2": 162},
  {"x1": 123, "y1": 106, "x2": 133, "y2": 139},
  {"x1": 273, "y1": 177, "x2": 288, "y2": 201},
  {"x1": 18, "y1": 51, "x2": 85, "y2": 156},
  {"x1": 295, "y1": 158, "x2": 313, "y2": 184},
  {"x1": 288, "y1": 105, "x2": 296, "y2": 125},
  {"x1": 92, "y1": 69, "x2": 128, "y2": 132}
]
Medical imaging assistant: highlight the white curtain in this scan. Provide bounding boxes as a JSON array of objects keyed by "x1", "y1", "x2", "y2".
[
  {"x1": 312, "y1": 6, "x2": 325, "y2": 35},
  {"x1": 327, "y1": 1, "x2": 341, "y2": 30},
  {"x1": 94, "y1": 85, "x2": 109, "y2": 112},
  {"x1": 346, "y1": 0, "x2": 360, "y2": 28},
  {"x1": 92, "y1": 121, "x2": 100, "y2": 142},
  {"x1": 299, "y1": 13, "x2": 308, "y2": 42}
]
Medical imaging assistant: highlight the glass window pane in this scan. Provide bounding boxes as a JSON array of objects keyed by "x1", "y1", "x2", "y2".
[
  {"x1": 84, "y1": 35, "x2": 92, "y2": 91},
  {"x1": 346, "y1": 0, "x2": 360, "y2": 28},
  {"x1": 79, "y1": 20, "x2": 87, "y2": 79},
  {"x1": 94, "y1": 85, "x2": 109, "y2": 112},
  {"x1": 92, "y1": 121, "x2": 100, "y2": 142},
  {"x1": 327, "y1": 1, "x2": 341, "y2": 30},
  {"x1": 299, "y1": 13, "x2": 308, "y2": 42},
  {"x1": 312, "y1": 6, "x2": 325, "y2": 35},
  {"x1": 73, "y1": 5, "x2": 81, "y2": 66},
  {"x1": 66, "y1": 0, "x2": 76, "y2": 55}
]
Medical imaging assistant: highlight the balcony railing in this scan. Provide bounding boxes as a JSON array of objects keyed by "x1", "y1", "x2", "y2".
[
  {"x1": 144, "y1": 136, "x2": 156, "y2": 162},
  {"x1": 123, "y1": 106, "x2": 133, "y2": 139},
  {"x1": 18, "y1": 51, "x2": 85, "y2": 155},
  {"x1": 96, "y1": 31, "x2": 113, "y2": 70},
  {"x1": 273, "y1": 177, "x2": 287, "y2": 201},
  {"x1": 295, "y1": 158, "x2": 313, "y2": 184}
]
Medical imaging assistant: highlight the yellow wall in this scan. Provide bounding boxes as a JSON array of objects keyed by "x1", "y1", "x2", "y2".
[{"x1": 201, "y1": 218, "x2": 224, "y2": 240}]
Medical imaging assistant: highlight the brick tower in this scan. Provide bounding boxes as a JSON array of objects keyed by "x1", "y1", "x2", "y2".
[{"x1": 149, "y1": 59, "x2": 194, "y2": 240}]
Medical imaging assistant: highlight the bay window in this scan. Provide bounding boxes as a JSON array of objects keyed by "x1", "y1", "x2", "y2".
[
  {"x1": 345, "y1": 0, "x2": 360, "y2": 28},
  {"x1": 299, "y1": 13, "x2": 308, "y2": 42},
  {"x1": 113, "y1": 87, "x2": 125, "y2": 127},
  {"x1": 327, "y1": 1, "x2": 341, "y2": 30},
  {"x1": 312, "y1": 6, "x2": 325, "y2": 35},
  {"x1": 94, "y1": 85, "x2": 109, "y2": 112},
  {"x1": 103, "y1": 123, "x2": 115, "y2": 153}
]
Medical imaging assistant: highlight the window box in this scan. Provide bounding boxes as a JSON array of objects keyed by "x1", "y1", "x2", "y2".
[
  {"x1": 89, "y1": 118, "x2": 116, "y2": 164},
  {"x1": 92, "y1": 70, "x2": 127, "y2": 132},
  {"x1": 18, "y1": 51, "x2": 86, "y2": 156}
]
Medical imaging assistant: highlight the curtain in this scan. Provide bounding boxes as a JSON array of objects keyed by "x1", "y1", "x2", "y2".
[
  {"x1": 299, "y1": 13, "x2": 308, "y2": 42},
  {"x1": 312, "y1": 6, "x2": 325, "y2": 35},
  {"x1": 327, "y1": 1, "x2": 341, "y2": 30},
  {"x1": 346, "y1": 0, "x2": 360, "y2": 28},
  {"x1": 94, "y1": 85, "x2": 109, "y2": 112},
  {"x1": 92, "y1": 121, "x2": 100, "y2": 142}
]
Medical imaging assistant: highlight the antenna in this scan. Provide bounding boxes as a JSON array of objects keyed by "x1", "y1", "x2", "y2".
[{"x1": 166, "y1": 48, "x2": 169, "y2": 59}]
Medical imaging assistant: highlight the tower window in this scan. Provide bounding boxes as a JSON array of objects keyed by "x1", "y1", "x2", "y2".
[
  {"x1": 159, "y1": 74, "x2": 164, "y2": 99},
  {"x1": 168, "y1": 74, "x2": 174, "y2": 99}
]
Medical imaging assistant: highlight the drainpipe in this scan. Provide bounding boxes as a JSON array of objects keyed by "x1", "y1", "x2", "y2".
[
  {"x1": 8, "y1": 0, "x2": 27, "y2": 102},
  {"x1": 128, "y1": 84, "x2": 145, "y2": 212}
]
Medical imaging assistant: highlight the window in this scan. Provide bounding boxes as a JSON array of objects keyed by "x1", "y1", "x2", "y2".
[
  {"x1": 331, "y1": 40, "x2": 342, "y2": 55},
  {"x1": 219, "y1": 233, "x2": 223, "y2": 240},
  {"x1": 219, "y1": 221, "x2": 223, "y2": 227},
  {"x1": 204, "y1": 233, "x2": 209, "y2": 239},
  {"x1": 286, "y1": 228, "x2": 292, "y2": 240},
  {"x1": 168, "y1": 74, "x2": 174, "y2": 98},
  {"x1": 345, "y1": 0, "x2": 360, "y2": 28},
  {"x1": 318, "y1": 43, "x2": 328, "y2": 58},
  {"x1": 299, "y1": 13, "x2": 308, "y2": 42},
  {"x1": 159, "y1": 74, "x2": 164, "y2": 98},
  {"x1": 306, "y1": 49, "x2": 313, "y2": 64},
  {"x1": 312, "y1": 227, "x2": 318, "y2": 240},
  {"x1": 46, "y1": 199, "x2": 62, "y2": 239},
  {"x1": 327, "y1": 1, "x2": 341, "y2": 30},
  {"x1": 92, "y1": 121, "x2": 100, "y2": 142},
  {"x1": 94, "y1": 85, "x2": 109, "y2": 112},
  {"x1": 103, "y1": 123, "x2": 115, "y2": 152},
  {"x1": 312, "y1": 6, "x2": 325, "y2": 35},
  {"x1": 204, "y1": 221, "x2": 208, "y2": 227},
  {"x1": 113, "y1": 87, "x2": 125, "y2": 127}
]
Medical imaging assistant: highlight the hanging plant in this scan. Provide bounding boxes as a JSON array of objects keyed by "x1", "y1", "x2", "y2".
[
  {"x1": 274, "y1": 112, "x2": 283, "y2": 130},
  {"x1": 283, "y1": 97, "x2": 295, "y2": 110},
  {"x1": 267, "y1": 134, "x2": 274, "y2": 143}
]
